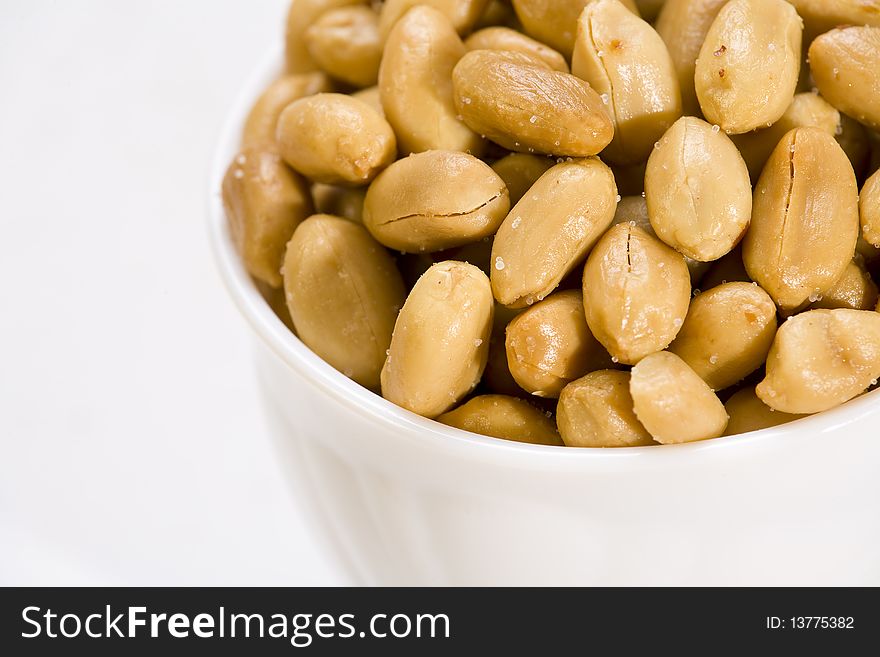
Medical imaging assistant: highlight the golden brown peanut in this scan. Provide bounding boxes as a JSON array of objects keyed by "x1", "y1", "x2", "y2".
[
  {"x1": 305, "y1": 6, "x2": 382, "y2": 88},
  {"x1": 452, "y1": 49, "x2": 614, "y2": 157},
  {"x1": 311, "y1": 183, "x2": 366, "y2": 223},
  {"x1": 668, "y1": 282, "x2": 777, "y2": 391},
  {"x1": 379, "y1": 6, "x2": 483, "y2": 155},
  {"x1": 695, "y1": 0, "x2": 802, "y2": 135},
  {"x1": 505, "y1": 290, "x2": 611, "y2": 398},
  {"x1": 277, "y1": 93, "x2": 396, "y2": 185},
  {"x1": 491, "y1": 159, "x2": 618, "y2": 307},
  {"x1": 437, "y1": 395, "x2": 563, "y2": 445},
  {"x1": 465, "y1": 27, "x2": 569, "y2": 72},
  {"x1": 723, "y1": 387, "x2": 806, "y2": 436},
  {"x1": 490, "y1": 153, "x2": 554, "y2": 205},
  {"x1": 611, "y1": 195, "x2": 711, "y2": 284},
  {"x1": 743, "y1": 128, "x2": 860, "y2": 312},
  {"x1": 285, "y1": 0, "x2": 368, "y2": 73},
  {"x1": 572, "y1": 0, "x2": 682, "y2": 165},
  {"x1": 630, "y1": 351, "x2": 728, "y2": 443},
  {"x1": 810, "y1": 258, "x2": 879, "y2": 312},
  {"x1": 655, "y1": 0, "x2": 727, "y2": 117},
  {"x1": 810, "y1": 27, "x2": 880, "y2": 131},
  {"x1": 242, "y1": 73, "x2": 332, "y2": 149},
  {"x1": 582, "y1": 224, "x2": 691, "y2": 365},
  {"x1": 731, "y1": 93, "x2": 841, "y2": 182},
  {"x1": 381, "y1": 261, "x2": 493, "y2": 417},
  {"x1": 363, "y1": 150, "x2": 509, "y2": 252},
  {"x1": 786, "y1": 0, "x2": 880, "y2": 43},
  {"x1": 557, "y1": 370, "x2": 655, "y2": 447},
  {"x1": 510, "y1": 0, "x2": 639, "y2": 58},
  {"x1": 861, "y1": 169, "x2": 880, "y2": 248},
  {"x1": 378, "y1": 0, "x2": 490, "y2": 38},
  {"x1": 350, "y1": 86, "x2": 384, "y2": 117},
  {"x1": 646, "y1": 117, "x2": 752, "y2": 261},
  {"x1": 699, "y1": 244, "x2": 750, "y2": 290},
  {"x1": 283, "y1": 215, "x2": 406, "y2": 389},
  {"x1": 222, "y1": 148, "x2": 313, "y2": 288},
  {"x1": 757, "y1": 309, "x2": 880, "y2": 414}
]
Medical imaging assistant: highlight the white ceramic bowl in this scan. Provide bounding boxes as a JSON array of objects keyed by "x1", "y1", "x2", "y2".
[{"x1": 209, "y1": 47, "x2": 880, "y2": 586}]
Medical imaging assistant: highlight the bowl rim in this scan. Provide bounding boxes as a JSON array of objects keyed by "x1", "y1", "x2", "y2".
[{"x1": 207, "y1": 44, "x2": 880, "y2": 465}]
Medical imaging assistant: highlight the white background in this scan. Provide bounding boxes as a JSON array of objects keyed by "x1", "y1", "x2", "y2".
[{"x1": 0, "y1": 0, "x2": 344, "y2": 584}]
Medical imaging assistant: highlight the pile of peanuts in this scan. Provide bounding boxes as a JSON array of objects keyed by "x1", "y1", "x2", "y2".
[{"x1": 223, "y1": 0, "x2": 880, "y2": 447}]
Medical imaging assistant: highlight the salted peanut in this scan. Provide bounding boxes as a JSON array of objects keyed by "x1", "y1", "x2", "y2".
[
  {"x1": 699, "y1": 244, "x2": 750, "y2": 290},
  {"x1": 557, "y1": 371, "x2": 655, "y2": 447},
  {"x1": 491, "y1": 159, "x2": 617, "y2": 308},
  {"x1": 505, "y1": 290, "x2": 611, "y2": 398},
  {"x1": 305, "y1": 6, "x2": 382, "y2": 88},
  {"x1": 510, "y1": 0, "x2": 639, "y2": 58},
  {"x1": 695, "y1": 0, "x2": 802, "y2": 135},
  {"x1": 363, "y1": 150, "x2": 509, "y2": 252},
  {"x1": 242, "y1": 73, "x2": 332, "y2": 149},
  {"x1": 381, "y1": 261, "x2": 493, "y2": 417},
  {"x1": 283, "y1": 215, "x2": 406, "y2": 389},
  {"x1": 743, "y1": 128, "x2": 860, "y2": 312},
  {"x1": 731, "y1": 93, "x2": 841, "y2": 182},
  {"x1": 837, "y1": 114, "x2": 870, "y2": 180},
  {"x1": 465, "y1": 27, "x2": 568, "y2": 72},
  {"x1": 311, "y1": 183, "x2": 366, "y2": 223},
  {"x1": 723, "y1": 388, "x2": 806, "y2": 437},
  {"x1": 490, "y1": 153, "x2": 554, "y2": 205},
  {"x1": 787, "y1": 0, "x2": 880, "y2": 42},
  {"x1": 222, "y1": 148, "x2": 313, "y2": 288},
  {"x1": 277, "y1": 93, "x2": 396, "y2": 186},
  {"x1": 284, "y1": 0, "x2": 369, "y2": 73},
  {"x1": 811, "y1": 258, "x2": 879, "y2": 312},
  {"x1": 630, "y1": 351, "x2": 728, "y2": 443},
  {"x1": 582, "y1": 224, "x2": 691, "y2": 365},
  {"x1": 757, "y1": 309, "x2": 880, "y2": 414},
  {"x1": 861, "y1": 169, "x2": 880, "y2": 248},
  {"x1": 437, "y1": 395, "x2": 563, "y2": 445},
  {"x1": 646, "y1": 117, "x2": 751, "y2": 262},
  {"x1": 378, "y1": 0, "x2": 490, "y2": 38},
  {"x1": 350, "y1": 86, "x2": 383, "y2": 117},
  {"x1": 810, "y1": 27, "x2": 880, "y2": 131},
  {"x1": 668, "y1": 282, "x2": 777, "y2": 391},
  {"x1": 452, "y1": 49, "x2": 613, "y2": 157},
  {"x1": 379, "y1": 7, "x2": 483, "y2": 155},
  {"x1": 572, "y1": 0, "x2": 682, "y2": 165},
  {"x1": 655, "y1": 0, "x2": 727, "y2": 117}
]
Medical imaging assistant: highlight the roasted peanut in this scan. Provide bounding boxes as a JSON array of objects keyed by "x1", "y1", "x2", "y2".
[
  {"x1": 363, "y1": 150, "x2": 509, "y2": 252},
  {"x1": 350, "y1": 86, "x2": 384, "y2": 117},
  {"x1": 787, "y1": 0, "x2": 880, "y2": 43},
  {"x1": 285, "y1": 0, "x2": 369, "y2": 73},
  {"x1": 505, "y1": 290, "x2": 612, "y2": 398},
  {"x1": 490, "y1": 153, "x2": 554, "y2": 206},
  {"x1": 646, "y1": 117, "x2": 752, "y2": 262},
  {"x1": 277, "y1": 93, "x2": 396, "y2": 185},
  {"x1": 452, "y1": 49, "x2": 614, "y2": 157},
  {"x1": 378, "y1": 0, "x2": 491, "y2": 39},
  {"x1": 491, "y1": 158, "x2": 618, "y2": 307},
  {"x1": 572, "y1": 0, "x2": 682, "y2": 165},
  {"x1": 222, "y1": 147, "x2": 313, "y2": 288},
  {"x1": 743, "y1": 127, "x2": 860, "y2": 312},
  {"x1": 437, "y1": 395, "x2": 563, "y2": 445},
  {"x1": 723, "y1": 387, "x2": 806, "y2": 436},
  {"x1": 242, "y1": 73, "x2": 332, "y2": 149},
  {"x1": 630, "y1": 351, "x2": 729, "y2": 443},
  {"x1": 557, "y1": 370, "x2": 655, "y2": 447},
  {"x1": 381, "y1": 261, "x2": 494, "y2": 417},
  {"x1": 810, "y1": 258, "x2": 879, "y2": 312},
  {"x1": 582, "y1": 224, "x2": 691, "y2": 365},
  {"x1": 757, "y1": 309, "x2": 880, "y2": 414},
  {"x1": 379, "y1": 7, "x2": 483, "y2": 155},
  {"x1": 305, "y1": 6, "x2": 382, "y2": 88},
  {"x1": 668, "y1": 282, "x2": 777, "y2": 391},
  {"x1": 695, "y1": 0, "x2": 802, "y2": 134},
  {"x1": 809, "y1": 26, "x2": 880, "y2": 131},
  {"x1": 283, "y1": 215, "x2": 406, "y2": 389},
  {"x1": 465, "y1": 26, "x2": 568, "y2": 72}
]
